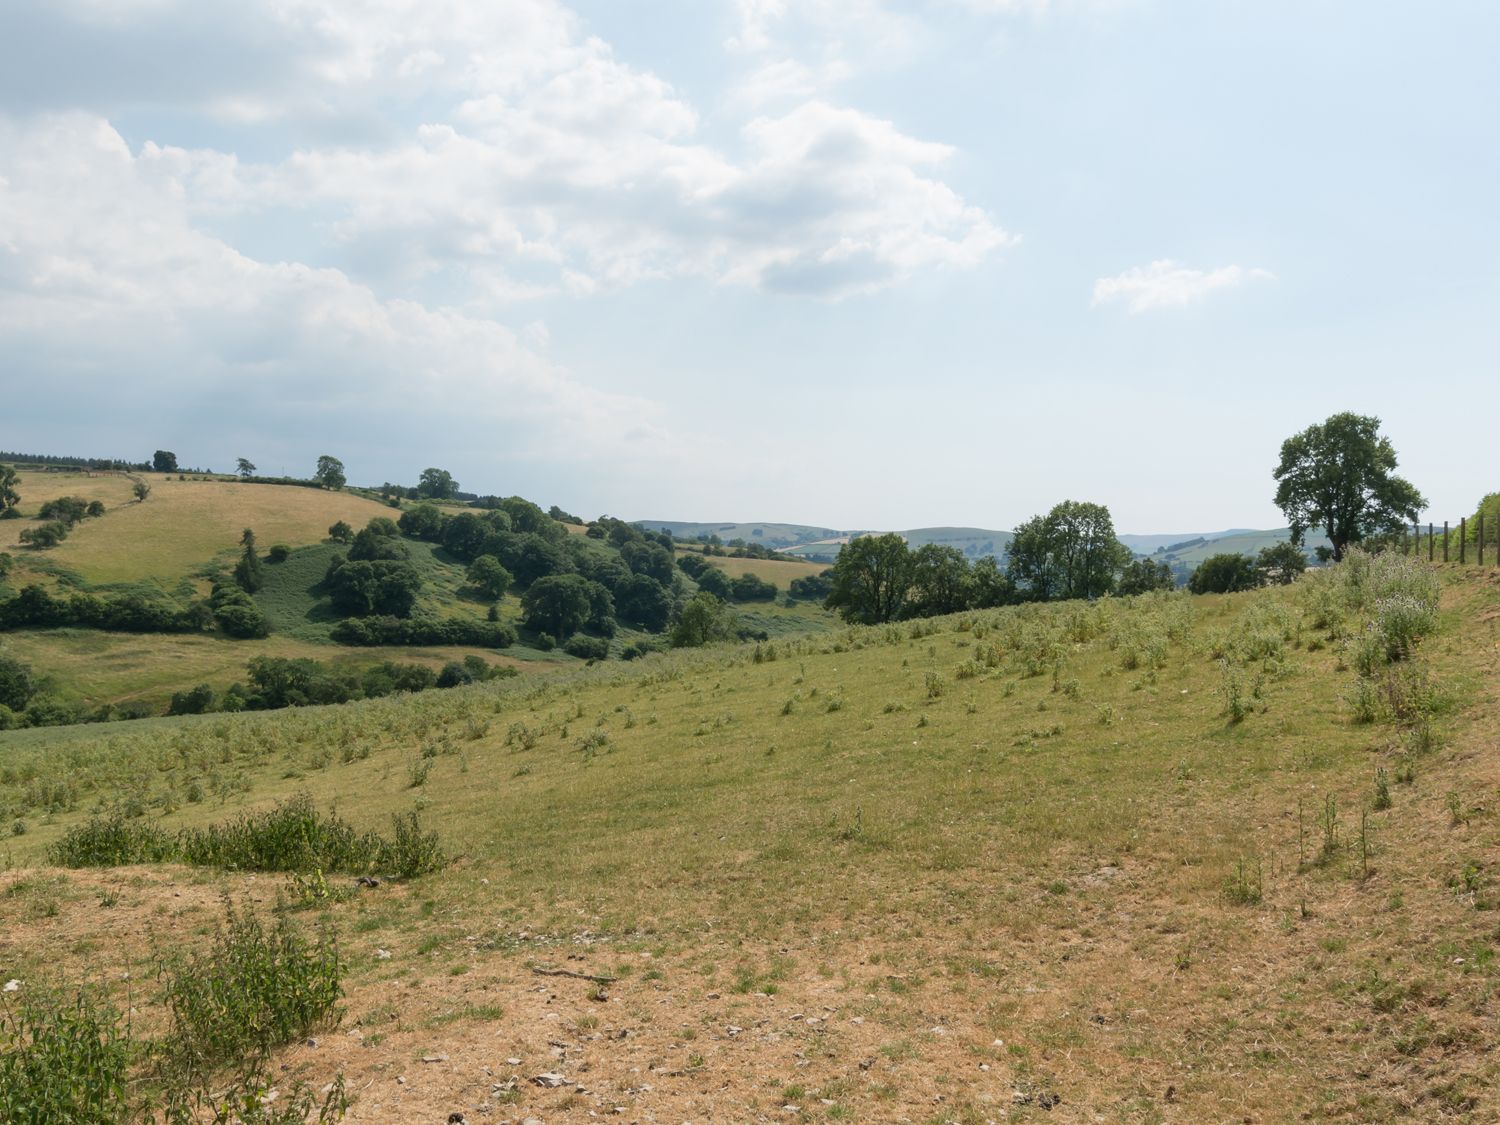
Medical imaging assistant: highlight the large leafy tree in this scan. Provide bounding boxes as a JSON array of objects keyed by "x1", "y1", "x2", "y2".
[
  {"x1": 152, "y1": 450, "x2": 178, "y2": 472},
  {"x1": 521, "y1": 574, "x2": 594, "y2": 638},
  {"x1": 1273, "y1": 413, "x2": 1425, "y2": 562},
  {"x1": 824, "y1": 533, "x2": 912, "y2": 624},
  {"x1": 1188, "y1": 553, "x2": 1260, "y2": 594},
  {"x1": 417, "y1": 467, "x2": 458, "y2": 500},
  {"x1": 314, "y1": 455, "x2": 346, "y2": 490},
  {"x1": 1007, "y1": 500, "x2": 1130, "y2": 601},
  {"x1": 903, "y1": 544, "x2": 971, "y2": 618}
]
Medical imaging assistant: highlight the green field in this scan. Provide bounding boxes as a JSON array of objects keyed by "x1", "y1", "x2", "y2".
[{"x1": 2, "y1": 557, "x2": 1494, "y2": 1121}]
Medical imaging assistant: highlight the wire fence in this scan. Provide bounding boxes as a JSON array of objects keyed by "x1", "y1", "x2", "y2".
[{"x1": 1404, "y1": 515, "x2": 1499, "y2": 565}]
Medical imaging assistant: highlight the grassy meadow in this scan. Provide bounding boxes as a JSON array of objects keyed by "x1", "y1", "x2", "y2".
[
  {"x1": 0, "y1": 473, "x2": 395, "y2": 588},
  {"x1": 2, "y1": 558, "x2": 1497, "y2": 1121}
]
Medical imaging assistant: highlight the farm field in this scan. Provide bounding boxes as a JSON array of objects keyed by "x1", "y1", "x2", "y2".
[
  {"x1": 2, "y1": 472, "x2": 394, "y2": 587},
  {"x1": 2, "y1": 559, "x2": 1496, "y2": 1122}
]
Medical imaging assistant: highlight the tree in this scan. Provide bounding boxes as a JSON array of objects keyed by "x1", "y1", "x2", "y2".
[
  {"x1": 1273, "y1": 413, "x2": 1426, "y2": 562},
  {"x1": 466, "y1": 555, "x2": 512, "y2": 600},
  {"x1": 521, "y1": 574, "x2": 594, "y2": 638},
  {"x1": 968, "y1": 556, "x2": 1016, "y2": 608},
  {"x1": 1117, "y1": 557, "x2": 1176, "y2": 596},
  {"x1": 325, "y1": 559, "x2": 423, "y2": 617},
  {"x1": 1467, "y1": 492, "x2": 1500, "y2": 548},
  {"x1": 152, "y1": 450, "x2": 178, "y2": 472},
  {"x1": 670, "y1": 592, "x2": 738, "y2": 647},
  {"x1": 234, "y1": 528, "x2": 264, "y2": 593},
  {"x1": 1188, "y1": 553, "x2": 1260, "y2": 594},
  {"x1": 398, "y1": 503, "x2": 446, "y2": 541},
  {"x1": 328, "y1": 520, "x2": 354, "y2": 544},
  {"x1": 417, "y1": 467, "x2": 458, "y2": 500},
  {"x1": 904, "y1": 544, "x2": 971, "y2": 618},
  {"x1": 1007, "y1": 501, "x2": 1130, "y2": 601},
  {"x1": 0, "y1": 465, "x2": 19, "y2": 517},
  {"x1": 236, "y1": 458, "x2": 257, "y2": 478},
  {"x1": 615, "y1": 573, "x2": 672, "y2": 631},
  {"x1": 314, "y1": 455, "x2": 346, "y2": 490},
  {"x1": 0, "y1": 652, "x2": 40, "y2": 714},
  {"x1": 19, "y1": 522, "x2": 68, "y2": 549},
  {"x1": 1255, "y1": 541, "x2": 1308, "y2": 586},
  {"x1": 824, "y1": 534, "x2": 912, "y2": 624}
]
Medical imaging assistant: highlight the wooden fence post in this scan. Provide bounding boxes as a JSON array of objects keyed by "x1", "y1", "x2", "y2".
[
  {"x1": 1413, "y1": 519, "x2": 1420, "y2": 558},
  {"x1": 1481, "y1": 514, "x2": 1486, "y2": 566},
  {"x1": 1443, "y1": 521, "x2": 1449, "y2": 562},
  {"x1": 1429, "y1": 522, "x2": 1435, "y2": 562},
  {"x1": 1460, "y1": 518, "x2": 1467, "y2": 564}
]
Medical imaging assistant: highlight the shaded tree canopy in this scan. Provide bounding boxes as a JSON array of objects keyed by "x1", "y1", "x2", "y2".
[
  {"x1": 1117, "y1": 557, "x2": 1176, "y2": 596},
  {"x1": 824, "y1": 533, "x2": 912, "y2": 624},
  {"x1": 314, "y1": 455, "x2": 346, "y2": 490},
  {"x1": 1273, "y1": 412, "x2": 1425, "y2": 562},
  {"x1": 1188, "y1": 553, "x2": 1261, "y2": 594},
  {"x1": 1006, "y1": 501, "x2": 1130, "y2": 601},
  {"x1": 152, "y1": 450, "x2": 177, "y2": 472},
  {"x1": 670, "y1": 592, "x2": 738, "y2": 647},
  {"x1": 417, "y1": 467, "x2": 458, "y2": 500}
]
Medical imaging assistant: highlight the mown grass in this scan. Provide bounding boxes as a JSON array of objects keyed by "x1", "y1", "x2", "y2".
[{"x1": 2, "y1": 560, "x2": 1497, "y2": 1120}]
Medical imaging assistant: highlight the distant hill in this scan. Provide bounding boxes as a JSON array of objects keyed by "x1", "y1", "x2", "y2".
[{"x1": 647, "y1": 517, "x2": 1334, "y2": 573}]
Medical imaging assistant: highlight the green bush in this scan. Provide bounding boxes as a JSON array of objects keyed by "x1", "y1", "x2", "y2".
[
  {"x1": 0, "y1": 988, "x2": 130, "y2": 1125},
  {"x1": 51, "y1": 796, "x2": 446, "y2": 878},
  {"x1": 563, "y1": 634, "x2": 610, "y2": 660},
  {"x1": 161, "y1": 899, "x2": 342, "y2": 1076},
  {"x1": 267, "y1": 544, "x2": 291, "y2": 563},
  {"x1": 48, "y1": 815, "x2": 177, "y2": 866}
]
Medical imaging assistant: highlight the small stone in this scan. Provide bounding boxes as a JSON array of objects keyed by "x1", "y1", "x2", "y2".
[
  {"x1": 448, "y1": 1115, "x2": 466, "y2": 1124},
  {"x1": 506, "y1": 1057, "x2": 523, "y2": 1065},
  {"x1": 395, "y1": 1076, "x2": 406, "y2": 1086},
  {"x1": 531, "y1": 1072, "x2": 571, "y2": 1089},
  {"x1": 979, "y1": 1063, "x2": 991, "y2": 1072},
  {"x1": 305, "y1": 1038, "x2": 318, "y2": 1048},
  {"x1": 421, "y1": 1054, "x2": 448, "y2": 1063},
  {"x1": 858, "y1": 1058, "x2": 875, "y2": 1071},
  {"x1": 2, "y1": 980, "x2": 20, "y2": 993},
  {"x1": 705, "y1": 992, "x2": 720, "y2": 1000},
  {"x1": 375, "y1": 948, "x2": 392, "y2": 960}
]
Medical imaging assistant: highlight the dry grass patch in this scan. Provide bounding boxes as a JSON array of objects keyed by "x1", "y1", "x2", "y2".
[{"x1": 15, "y1": 476, "x2": 392, "y2": 586}]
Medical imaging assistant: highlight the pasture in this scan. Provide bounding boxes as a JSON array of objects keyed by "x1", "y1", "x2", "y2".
[{"x1": 2, "y1": 559, "x2": 1495, "y2": 1121}]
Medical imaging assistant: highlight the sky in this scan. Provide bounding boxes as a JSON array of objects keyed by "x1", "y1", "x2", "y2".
[{"x1": 1, "y1": 0, "x2": 1495, "y2": 534}]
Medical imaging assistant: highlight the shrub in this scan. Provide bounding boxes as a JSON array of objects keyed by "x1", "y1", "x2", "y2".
[
  {"x1": 564, "y1": 634, "x2": 610, "y2": 660},
  {"x1": 267, "y1": 544, "x2": 291, "y2": 563},
  {"x1": 330, "y1": 615, "x2": 514, "y2": 649},
  {"x1": 18, "y1": 522, "x2": 69, "y2": 549},
  {"x1": 0, "y1": 988, "x2": 130, "y2": 1125},
  {"x1": 168, "y1": 683, "x2": 216, "y2": 716},
  {"x1": 435, "y1": 661, "x2": 473, "y2": 688},
  {"x1": 49, "y1": 815, "x2": 177, "y2": 866},
  {"x1": 161, "y1": 899, "x2": 342, "y2": 1077}
]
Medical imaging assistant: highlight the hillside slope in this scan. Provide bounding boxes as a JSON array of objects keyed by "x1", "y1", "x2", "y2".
[{"x1": 1, "y1": 558, "x2": 1494, "y2": 1122}]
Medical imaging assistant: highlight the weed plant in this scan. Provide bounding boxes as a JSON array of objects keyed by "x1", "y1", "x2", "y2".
[
  {"x1": 159, "y1": 897, "x2": 343, "y2": 1078},
  {"x1": 0, "y1": 988, "x2": 130, "y2": 1125},
  {"x1": 49, "y1": 795, "x2": 445, "y2": 878}
]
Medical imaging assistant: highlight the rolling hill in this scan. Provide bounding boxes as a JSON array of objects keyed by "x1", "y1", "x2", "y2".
[{"x1": 1, "y1": 552, "x2": 1494, "y2": 1122}]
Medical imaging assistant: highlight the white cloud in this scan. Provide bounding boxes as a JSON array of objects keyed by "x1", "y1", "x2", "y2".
[
  {"x1": 0, "y1": 1, "x2": 1008, "y2": 303},
  {"x1": 0, "y1": 114, "x2": 667, "y2": 467},
  {"x1": 1090, "y1": 259, "x2": 1274, "y2": 314}
]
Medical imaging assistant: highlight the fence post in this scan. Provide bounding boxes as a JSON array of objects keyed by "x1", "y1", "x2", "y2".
[
  {"x1": 1443, "y1": 521, "x2": 1449, "y2": 562},
  {"x1": 1429, "y1": 522, "x2": 1435, "y2": 562},
  {"x1": 1481, "y1": 514, "x2": 1486, "y2": 566},
  {"x1": 1413, "y1": 519, "x2": 1420, "y2": 558},
  {"x1": 1460, "y1": 518, "x2": 1467, "y2": 564}
]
